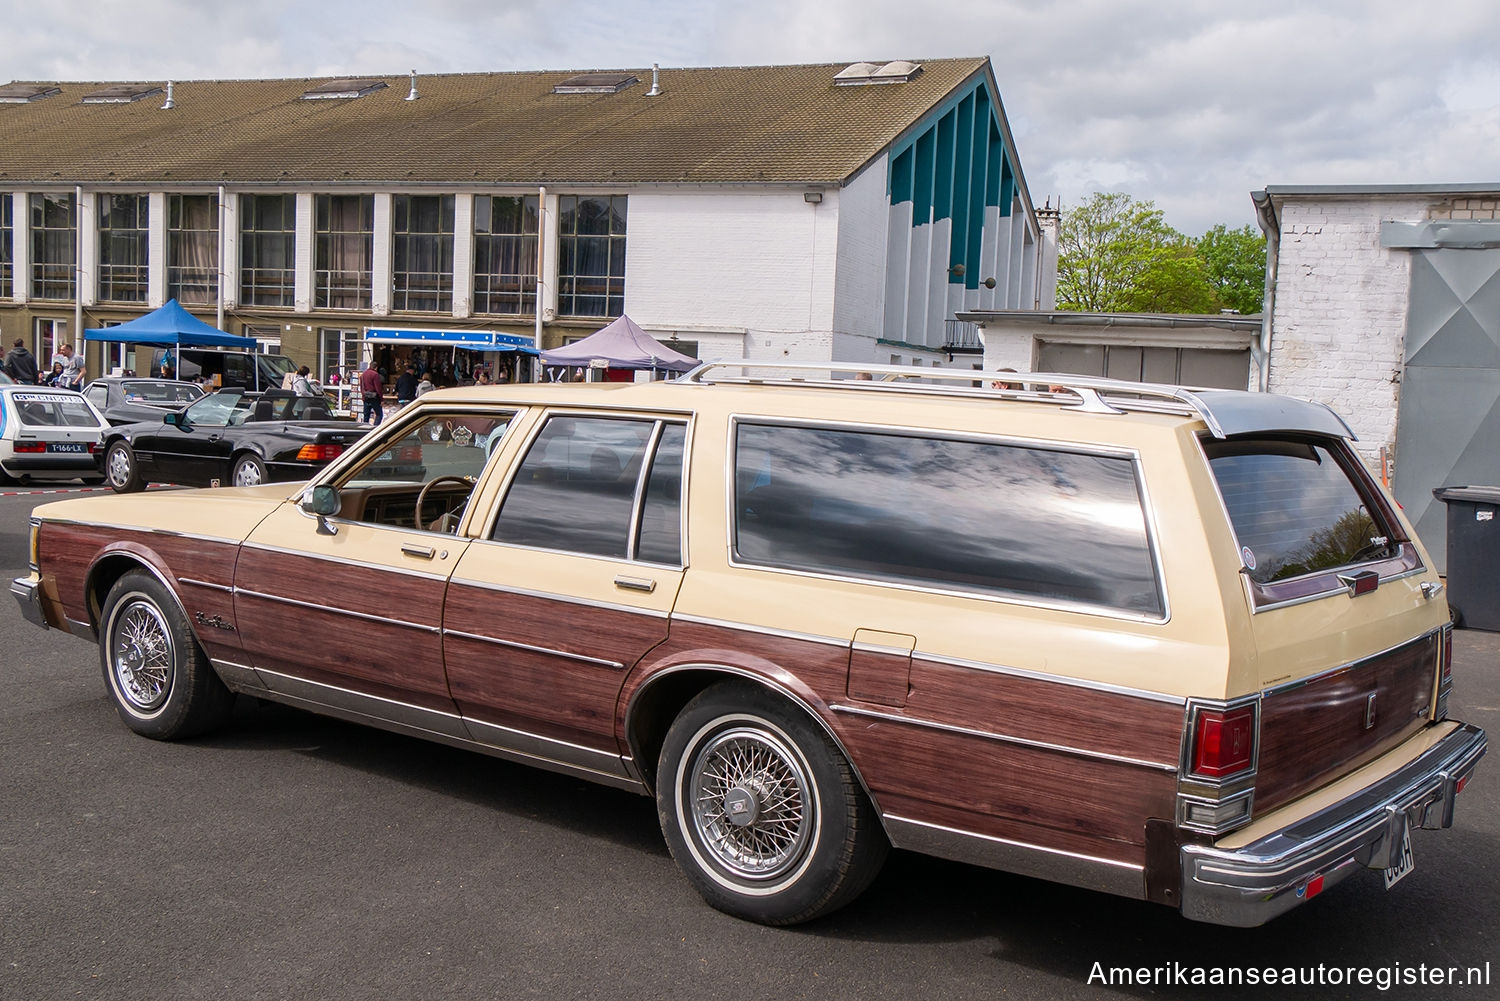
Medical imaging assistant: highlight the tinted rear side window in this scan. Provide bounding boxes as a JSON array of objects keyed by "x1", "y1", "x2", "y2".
[
  {"x1": 733, "y1": 423, "x2": 1163, "y2": 616},
  {"x1": 1205, "y1": 437, "x2": 1393, "y2": 584}
]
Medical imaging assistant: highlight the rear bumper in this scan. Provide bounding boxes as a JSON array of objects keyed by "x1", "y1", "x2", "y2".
[
  {"x1": 1, "y1": 453, "x2": 100, "y2": 472},
  {"x1": 1180, "y1": 721, "x2": 1486, "y2": 926}
]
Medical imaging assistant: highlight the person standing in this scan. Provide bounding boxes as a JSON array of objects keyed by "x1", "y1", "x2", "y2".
[
  {"x1": 4, "y1": 338, "x2": 39, "y2": 384},
  {"x1": 394, "y1": 363, "x2": 418, "y2": 409},
  {"x1": 53, "y1": 343, "x2": 86, "y2": 389},
  {"x1": 292, "y1": 365, "x2": 319, "y2": 397},
  {"x1": 359, "y1": 362, "x2": 384, "y2": 424}
]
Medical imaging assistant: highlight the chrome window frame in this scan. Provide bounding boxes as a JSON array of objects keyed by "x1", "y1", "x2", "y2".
[{"x1": 723, "y1": 414, "x2": 1171, "y2": 625}]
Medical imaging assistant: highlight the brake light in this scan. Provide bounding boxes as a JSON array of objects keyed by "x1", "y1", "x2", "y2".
[
  {"x1": 1191, "y1": 706, "x2": 1256, "y2": 778},
  {"x1": 12, "y1": 441, "x2": 45, "y2": 453},
  {"x1": 296, "y1": 443, "x2": 345, "y2": 462}
]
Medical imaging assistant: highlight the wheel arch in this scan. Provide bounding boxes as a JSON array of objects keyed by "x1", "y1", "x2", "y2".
[
  {"x1": 623, "y1": 664, "x2": 886, "y2": 821},
  {"x1": 85, "y1": 550, "x2": 183, "y2": 638}
]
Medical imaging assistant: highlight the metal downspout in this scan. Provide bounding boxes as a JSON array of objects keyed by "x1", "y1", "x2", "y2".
[{"x1": 1251, "y1": 190, "x2": 1280, "y2": 393}]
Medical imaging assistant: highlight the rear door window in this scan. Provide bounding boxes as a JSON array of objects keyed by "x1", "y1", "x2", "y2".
[
  {"x1": 1203, "y1": 436, "x2": 1409, "y2": 594},
  {"x1": 732, "y1": 422, "x2": 1163, "y2": 617}
]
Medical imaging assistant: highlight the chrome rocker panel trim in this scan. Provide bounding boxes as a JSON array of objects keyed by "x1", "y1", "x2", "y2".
[{"x1": 1180, "y1": 722, "x2": 1487, "y2": 927}]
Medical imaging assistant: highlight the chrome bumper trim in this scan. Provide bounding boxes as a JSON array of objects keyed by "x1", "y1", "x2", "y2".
[
  {"x1": 1180, "y1": 722, "x2": 1487, "y2": 926},
  {"x1": 10, "y1": 575, "x2": 48, "y2": 630}
]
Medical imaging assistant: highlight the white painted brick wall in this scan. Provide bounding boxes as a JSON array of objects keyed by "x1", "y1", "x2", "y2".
[{"x1": 1268, "y1": 198, "x2": 1428, "y2": 460}]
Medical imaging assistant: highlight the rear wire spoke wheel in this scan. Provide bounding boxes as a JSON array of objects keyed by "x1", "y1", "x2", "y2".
[
  {"x1": 657, "y1": 682, "x2": 888, "y2": 925},
  {"x1": 99, "y1": 570, "x2": 234, "y2": 739}
]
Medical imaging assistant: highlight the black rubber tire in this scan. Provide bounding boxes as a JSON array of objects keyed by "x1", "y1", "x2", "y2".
[
  {"x1": 1450, "y1": 602, "x2": 1465, "y2": 629},
  {"x1": 231, "y1": 453, "x2": 267, "y2": 488},
  {"x1": 656, "y1": 681, "x2": 888, "y2": 925},
  {"x1": 98, "y1": 570, "x2": 234, "y2": 739},
  {"x1": 104, "y1": 440, "x2": 144, "y2": 493}
]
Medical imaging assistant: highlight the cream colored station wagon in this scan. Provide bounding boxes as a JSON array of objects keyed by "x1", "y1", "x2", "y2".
[{"x1": 11, "y1": 363, "x2": 1487, "y2": 926}]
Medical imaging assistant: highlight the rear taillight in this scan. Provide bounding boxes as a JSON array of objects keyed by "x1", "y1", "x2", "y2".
[
  {"x1": 296, "y1": 443, "x2": 345, "y2": 462},
  {"x1": 1191, "y1": 705, "x2": 1257, "y2": 778},
  {"x1": 1435, "y1": 624, "x2": 1454, "y2": 720},
  {"x1": 12, "y1": 441, "x2": 45, "y2": 453}
]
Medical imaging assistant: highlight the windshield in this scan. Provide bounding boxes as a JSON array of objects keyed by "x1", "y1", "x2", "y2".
[
  {"x1": 1205, "y1": 437, "x2": 1397, "y2": 584},
  {"x1": 122, "y1": 380, "x2": 203, "y2": 404},
  {"x1": 182, "y1": 390, "x2": 251, "y2": 426}
]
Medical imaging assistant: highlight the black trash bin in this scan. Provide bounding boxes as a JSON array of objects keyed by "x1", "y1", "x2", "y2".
[{"x1": 1432, "y1": 485, "x2": 1500, "y2": 631}]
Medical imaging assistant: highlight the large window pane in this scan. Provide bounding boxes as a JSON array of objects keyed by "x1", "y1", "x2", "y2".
[
  {"x1": 240, "y1": 194, "x2": 295, "y2": 307},
  {"x1": 557, "y1": 194, "x2": 626, "y2": 318},
  {"x1": 0, "y1": 193, "x2": 12, "y2": 298},
  {"x1": 733, "y1": 423, "x2": 1163, "y2": 616},
  {"x1": 98, "y1": 194, "x2": 149, "y2": 303},
  {"x1": 473, "y1": 194, "x2": 538, "y2": 315},
  {"x1": 30, "y1": 193, "x2": 75, "y2": 300},
  {"x1": 315, "y1": 194, "x2": 373, "y2": 310},
  {"x1": 167, "y1": 194, "x2": 218, "y2": 305},
  {"x1": 392, "y1": 194, "x2": 454, "y2": 312},
  {"x1": 493, "y1": 416, "x2": 654, "y2": 559}
]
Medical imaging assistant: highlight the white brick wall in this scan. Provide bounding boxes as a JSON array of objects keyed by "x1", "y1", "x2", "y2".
[{"x1": 1268, "y1": 198, "x2": 1428, "y2": 460}]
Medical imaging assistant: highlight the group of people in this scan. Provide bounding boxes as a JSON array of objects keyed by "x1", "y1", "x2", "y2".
[{"x1": 3, "y1": 339, "x2": 85, "y2": 389}]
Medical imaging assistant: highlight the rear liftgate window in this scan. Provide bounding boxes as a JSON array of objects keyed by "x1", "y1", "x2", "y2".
[
  {"x1": 1204, "y1": 437, "x2": 1398, "y2": 584},
  {"x1": 733, "y1": 423, "x2": 1163, "y2": 616}
]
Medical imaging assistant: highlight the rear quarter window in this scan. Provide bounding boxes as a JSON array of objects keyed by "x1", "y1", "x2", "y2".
[{"x1": 732, "y1": 422, "x2": 1164, "y2": 617}]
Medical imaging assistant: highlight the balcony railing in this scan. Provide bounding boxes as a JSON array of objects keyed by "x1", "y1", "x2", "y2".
[{"x1": 941, "y1": 319, "x2": 984, "y2": 359}]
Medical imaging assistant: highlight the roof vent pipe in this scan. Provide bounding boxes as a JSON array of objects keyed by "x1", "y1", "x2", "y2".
[
  {"x1": 406, "y1": 70, "x2": 418, "y2": 101},
  {"x1": 646, "y1": 63, "x2": 661, "y2": 97},
  {"x1": 162, "y1": 81, "x2": 175, "y2": 110}
]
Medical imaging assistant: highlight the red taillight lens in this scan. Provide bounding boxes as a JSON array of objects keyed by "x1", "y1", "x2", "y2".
[
  {"x1": 13, "y1": 441, "x2": 45, "y2": 453},
  {"x1": 1442, "y1": 627, "x2": 1453, "y2": 682},
  {"x1": 1192, "y1": 706, "x2": 1256, "y2": 778},
  {"x1": 296, "y1": 444, "x2": 345, "y2": 462}
]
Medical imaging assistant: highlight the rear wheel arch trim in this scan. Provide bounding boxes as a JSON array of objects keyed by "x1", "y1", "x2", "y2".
[{"x1": 624, "y1": 663, "x2": 886, "y2": 819}]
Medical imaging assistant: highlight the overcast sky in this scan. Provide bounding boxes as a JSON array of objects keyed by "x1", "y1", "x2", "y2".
[{"x1": 7, "y1": 0, "x2": 1498, "y2": 234}]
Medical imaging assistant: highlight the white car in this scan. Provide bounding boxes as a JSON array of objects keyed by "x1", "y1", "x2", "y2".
[{"x1": 0, "y1": 385, "x2": 109, "y2": 486}]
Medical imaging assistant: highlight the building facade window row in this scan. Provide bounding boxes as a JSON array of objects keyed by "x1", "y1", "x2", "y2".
[{"x1": 0, "y1": 190, "x2": 627, "y2": 320}]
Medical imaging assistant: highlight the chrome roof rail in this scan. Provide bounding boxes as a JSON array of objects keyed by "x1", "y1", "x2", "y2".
[{"x1": 676, "y1": 361, "x2": 1357, "y2": 440}]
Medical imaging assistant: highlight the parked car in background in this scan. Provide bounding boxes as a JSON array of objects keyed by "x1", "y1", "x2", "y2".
[
  {"x1": 0, "y1": 384, "x2": 108, "y2": 485},
  {"x1": 149, "y1": 347, "x2": 297, "y2": 392},
  {"x1": 83, "y1": 377, "x2": 204, "y2": 426},
  {"x1": 12, "y1": 366, "x2": 1486, "y2": 928},
  {"x1": 101, "y1": 388, "x2": 369, "y2": 491}
]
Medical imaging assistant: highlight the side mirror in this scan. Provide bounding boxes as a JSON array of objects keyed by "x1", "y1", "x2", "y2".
[
  {"x1": 164, "y1": 411, "x2": 184, "y2": 428},
  {"x1": 300, "y1": 484, "x2": 341, "y2": 535}
]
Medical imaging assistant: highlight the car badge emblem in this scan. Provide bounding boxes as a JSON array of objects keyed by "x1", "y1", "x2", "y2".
[{"x1": 1364, "y1": 692, "x2": 1377, "y2": 730}]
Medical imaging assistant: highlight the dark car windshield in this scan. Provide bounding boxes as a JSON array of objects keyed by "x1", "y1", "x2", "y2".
[
  {"x1": 122, "y1": 381, "x2": 203, "y2": 404},
  {"x1": 1204, "y1": 436, "x2": 1396, "y2": 584},
  {"x1": 182, "y1": 390, "x2": 251, "y2": 426}
]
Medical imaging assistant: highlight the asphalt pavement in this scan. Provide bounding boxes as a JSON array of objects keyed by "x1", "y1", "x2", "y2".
[{"x1": 1, "y1": 485, "x2": 1496, "y2": 1001}]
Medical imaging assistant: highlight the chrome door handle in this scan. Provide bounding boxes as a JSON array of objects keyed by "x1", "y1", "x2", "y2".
[
  {"x1": 401, "y1": 543, "x2": 436, "y2": 559},
  {"x1": 1421, "y1": 580, "x2": 1445, "y2": 600},
  {"x1": 613, "y1": 575, "x2": 657, "y2": 593}
]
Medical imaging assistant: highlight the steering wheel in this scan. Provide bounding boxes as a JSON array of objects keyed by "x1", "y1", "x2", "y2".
[{"x1": 415, "y1": 475, "x2": 475, "y2": 534}]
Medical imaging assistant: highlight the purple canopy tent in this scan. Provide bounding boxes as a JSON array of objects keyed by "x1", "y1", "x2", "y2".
[{"x1": 540, "y1": 315, "x2": 698, "y2": 374}]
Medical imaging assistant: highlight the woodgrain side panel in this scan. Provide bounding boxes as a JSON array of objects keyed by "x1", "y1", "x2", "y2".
[
  {"x1": 232, "y1": 545, "x2": 454, "y2": 710},
  {"x1": 628, "y1": 619, "x2": 1182, "y2": 866},
  {"x1": 1256, "y1": 633, "x2": 1439, "y2": 813},
  {"x1": 39, "y1": 522, "x2": 242, "y2": 661},
  {"x1": 443, "y1": 581, "x2": 669, "y2": 750}
]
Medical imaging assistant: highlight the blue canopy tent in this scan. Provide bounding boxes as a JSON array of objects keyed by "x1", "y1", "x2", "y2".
[{"x1": 85, "y1": 299, "x2": 257, "y2": 371}]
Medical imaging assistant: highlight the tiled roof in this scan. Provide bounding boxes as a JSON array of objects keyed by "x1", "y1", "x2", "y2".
[{"x1": 0, "y1": 59, "x2": 991, "y2": 188}]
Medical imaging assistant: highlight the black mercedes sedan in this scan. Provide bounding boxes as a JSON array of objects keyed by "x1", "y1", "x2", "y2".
[
  {"x1": 82, "y1": 376, "x2": 204, "y2": 426},
  {"x1": 101, "y1": 389, "x2": 371, "y2": 491}
]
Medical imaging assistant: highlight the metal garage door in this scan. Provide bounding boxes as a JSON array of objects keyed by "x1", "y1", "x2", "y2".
[
  {"x1": 1036, "y1": 341, "x2": 1250, "y2": 389},
  {"x1": 1392, "y1": 246, "x2": 1500, "y2": 574}
]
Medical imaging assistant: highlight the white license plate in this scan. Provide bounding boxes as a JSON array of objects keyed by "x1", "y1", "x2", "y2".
[
  {"x1": 1384, "y1": 819, "x2": 1415, "y2": 889},
  {"x1": 46, "y1": 442, "x2": 88, "y2": 453}
]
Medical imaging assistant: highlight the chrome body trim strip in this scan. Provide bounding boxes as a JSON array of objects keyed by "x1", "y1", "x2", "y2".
[
  {"x1": 446, "y1": 576, "x2": 670, "y2": 619},
  {"x1": 178, "y1": 577, "x2": 233, "y2": 593},
  {"x1": 666, "y1": 612, "x2": 849, "y2": 649},
  {"x1": 916, "y1": 651, "x2": 1188, "y2": 705},
  {"x1": 832, "y1": 703, "x2": 1178, "y2": 773},
  {"x1": 443, "y1": 628, "x2": 626, "y2": 670},
  {"x1": 250, "y1": 667, "x2": 642, "y2": 792},
  {"x1": 239, "y1": 541, "x2": 451, "y2": 582},
  {"x1": 1180, "y1": 722, "x2": 1486, "y2": 926},
  {"x1": 209, "y1": 657, "x2": 266, "y2": 692},
  {"x1": 883, "y1": 814, "x2": 1145, "y2": 899},
  {"x1": 65, "y1": 616, "x2": 97, "y2": 641},
  {"x1": 1260, "y1": 626, "x2": 1444, "y2": 698},
  {"x1": 235, "y1": 588, "x2": 440, "y2": 634},
  {"x1": 35, "y1": 517, "x2": 244, "y2": 547}
]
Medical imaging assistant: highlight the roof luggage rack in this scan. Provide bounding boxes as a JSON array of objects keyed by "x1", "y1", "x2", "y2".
[{"x1": 678, "y1": 361, "x2": 1356, "y2": 441}]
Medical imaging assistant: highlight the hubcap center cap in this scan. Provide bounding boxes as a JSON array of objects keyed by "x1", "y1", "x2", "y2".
[
  {"x1": 723, "y1": 786, "x2": 759, "y2": 827},
  {"x1": 122, "y1": 642, "x2": 145, "y2": 672}
]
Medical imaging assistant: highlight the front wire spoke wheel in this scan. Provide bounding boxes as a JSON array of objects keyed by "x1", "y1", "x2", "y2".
[{"x1": 112, "y1": 599, "x2": 175, "y2": 712}]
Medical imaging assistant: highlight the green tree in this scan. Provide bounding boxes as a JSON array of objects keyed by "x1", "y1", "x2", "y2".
[
  {"x1": 1196, "y1": 224, "x2": 1267, "y2": 314},
  {"x1": 1056, "y1": 192, "x2": 1221, "y2": 314}
]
